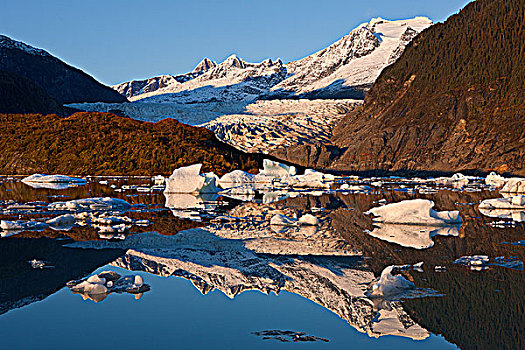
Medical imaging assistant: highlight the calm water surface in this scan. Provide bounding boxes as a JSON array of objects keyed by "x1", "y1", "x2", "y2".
[{"x1": 0, "y1": 176, "x2": 522, "y2": 349}]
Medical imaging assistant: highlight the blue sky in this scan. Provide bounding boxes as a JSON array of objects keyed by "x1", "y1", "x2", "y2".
[{"x1": 1, "y1": 0, "x2": 471, "y2": 85}]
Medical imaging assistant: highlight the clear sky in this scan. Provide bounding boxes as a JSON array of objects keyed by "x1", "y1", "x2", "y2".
[{"x1": 1, "y1": 0, "x2": 471, "y2": 85}]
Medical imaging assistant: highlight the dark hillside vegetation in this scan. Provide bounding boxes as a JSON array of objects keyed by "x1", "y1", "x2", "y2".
[
  {"x1": 0, "y1": 112, "x2": 266, "y2": 176},
  {"x1": 330, "y1": 0, "x2": 524, "y2": 175}
]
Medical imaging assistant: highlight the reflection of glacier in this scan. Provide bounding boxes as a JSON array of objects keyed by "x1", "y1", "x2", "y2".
[{"x1": 68, "y1": 229, "x2": 428, "y2": 340}]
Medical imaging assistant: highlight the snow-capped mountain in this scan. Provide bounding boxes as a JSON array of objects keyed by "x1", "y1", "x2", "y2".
[{"x1": 113, "y1": 17, "x2": 432, "y2": 103}]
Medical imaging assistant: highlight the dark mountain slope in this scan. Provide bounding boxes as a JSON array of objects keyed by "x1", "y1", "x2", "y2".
[
  {"x1": 0, "y1": 70, "x2": 74, "y2": 116},
  {"x1": 0, "y1": 35, "x2": 126, "y2": 104},
  {"x1": 330, "y1": 0, "x2": 525, "y2": 175},
  {"x1": 0, "y1": 112, "x2": 273, "y2": 176}
]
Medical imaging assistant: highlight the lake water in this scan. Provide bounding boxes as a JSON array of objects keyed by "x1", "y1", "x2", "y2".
[{"x1": 0, "y1": 176, "x2": 523, "y2": 349}]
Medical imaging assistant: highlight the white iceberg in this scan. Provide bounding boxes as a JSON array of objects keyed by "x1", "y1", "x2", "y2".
[
  {"x1": 259, "y1": 159, "x2": 296, "y2": 177},
  {"x1": 365, "y1": 199, "x2": 461, "y2": 226},
  {"x1": 485, "y1": 172, "x2": 507, "y2": 188},
  {"x1": 22, "y1": 174, "x2": 87, "y2": 184},
  {"x1": 366, "y1": 224, "x2": 460, "y2": 249},
  {"x1": 500, "y1": 178, "x2": 525, "y2": 193},
  {"x1": 479, "y1": 196, "x2": 525, "y2": 222},
  {"x1": 164, "y1": 164, "x2": 219, "y2": 194},
  {"x1": 218, "y1": 170, "x2": 256, "y2": 186},
  {"x1": 46, "y1": 214, "x2": 76, "y2": 230},
  {"x1": 0, "y1": 220, "x2": 48, "y2": 231},
  {"x1": 48, "y1": 197, "x2": 131, "y2": 211},
  {"x1": 368, "y1": 266, "x2": 416, "y2": 298}
]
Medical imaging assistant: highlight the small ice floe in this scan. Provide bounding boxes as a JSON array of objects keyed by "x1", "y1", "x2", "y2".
[
  {"x1": 67, "y1": 271, "x2": 150, "y2": 302},
  {"x1": 487, "y1": 220, "x2": 517, "y2": 228},
  {"x1": 98, "y1": 180, "x2": 109, "y2": 185},
  {"x1": 479, "y1": 196, "x2": 525, "y2": 222},
  {"x1": 259, "y1": 159, "x2": 296, "y2": 177},
  {"x1": 339, "y1": 184, "x2": 371, "y2": 192},
  {"x1": 22, "y1": 174, "x2": 87, "y2": 184},
  {"x1": 500, "y1": 178, "x2": 525, "y2": 193},
  {"x1": 365, "y1": 199, "x2": 461, "y2": 226},
  {"x1": 365, "y1": 224, "x2": 460, "y2": 249},
  {"x1": 46, "y1": 214, "x2": 76, "y2": 231},
  {"x1": 413, "y1": 262, "x2": 424, "y2": 272},
  {"x1": 48, "y1": 197, "x2": 131, "y2": 212},
  {"x1": 0, "y1": 220, "x2": 48, "y2": 231},
  {"x1": 252, "y1": 330, "x2": 329, "y2": 343},
  {"x1": 152, "y1": 175, "x2": 166, "y2": 186},
  {"x1": 367, "y1": 265, "x2": 439, "y2": 300},
  {"x1": 510, "y1": 240, "x2": 525, "y2": 246},
  {"x1": 270, "y1": 214, "x2": 319, "y2": 227},
  {"x1": 454, "y1": 255, "x2": 523, "y2": 271},
  {"x1": 430, "y1": 173, "x2": 472, "y2": 188},
  {"x1": 164, "y1": 164, "x2": 219, "y2": 194},
  {"x1": 28, "y1": 259, "x2": 52, "y2": 269},
  {"x1": 434, "y1": 266, "x2": 447, "y2": 272}
]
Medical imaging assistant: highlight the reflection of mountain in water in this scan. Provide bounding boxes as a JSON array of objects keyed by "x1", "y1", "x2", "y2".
[
  {"x1": 69, "y1": 228, "x2": 428, "y2": 340},
  {"x1": 0, "y1": 237, "x2": 124, "y2": 315}
]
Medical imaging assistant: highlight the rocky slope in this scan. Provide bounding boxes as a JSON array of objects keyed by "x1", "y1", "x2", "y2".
[
  {"x1": 0, "y1": 70, "x2": 74, "y2": 116},
  {"x1": 0, "y1": 35, "x2": 126, "y2": 104},
  {"x1": 112, "y1": 17, "x2": 431, "y2": 103},
  {"x1": 0, "y1": 112, "x2": 269, "y2": 176},
  {"x1": 326, "y1": 0, "x2": 524, "y2": 175}
]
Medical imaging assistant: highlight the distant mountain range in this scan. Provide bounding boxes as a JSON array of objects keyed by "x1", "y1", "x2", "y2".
[
  {"x1": 0, "y1": 35, "x2": 126, "y2": 108},
  {"x1": 113, "y1": 17, "x2": 432, "y2": 103}
]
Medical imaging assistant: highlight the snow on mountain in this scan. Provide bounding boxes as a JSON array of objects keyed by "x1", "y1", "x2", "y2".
[
  {"x1": 0, "y1": 35, "x2": 51, "y2": 57},
  {"x1": 112, "y1": 17, "x2": 432, "y2": 103}
]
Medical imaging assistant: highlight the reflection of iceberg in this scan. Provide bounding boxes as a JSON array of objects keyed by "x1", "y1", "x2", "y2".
[
  {"x1": 164, "y1": 192, "x2": 219, "y2": 220},
  {"x1": 68, "y1": 229, "x2": 428, "y2": 340},
  {"x1": 366, "y1": 199, "x2": 461, "y2": 226},
  {"x1": 366, "y1": 224, "x2": 460, "y2": 249},
  {"x1": 479, "y1": 208, "x2": 525, "y2": 222},
  {"x1": 48, "y1": 197, "x2": 131, "y2": 212},
  {"x1": 22, "y1": 182, "x2": 85, "y2": 190}
]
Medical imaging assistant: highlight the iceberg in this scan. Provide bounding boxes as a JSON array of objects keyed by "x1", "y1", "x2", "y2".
[
  {"x1": 46, "y1": 214, "x2": 76, "y2": 230},
  {"x1": 48, "y1": 197, "x2": 131, "y2": 212},
  {"x1": 368, "y1": 266, "x2": 416, "y2": 298},
  {"x1": 22, "y1": 174, "x2": 87, "y2": 184},
  {"x1": 0, "y1": 220, "x2": 48, "y2": 231},
  {"x1": 259, "y1": 159, "x2": 296, "y2": 177},
  {"x1": 164, "y1": 164, "x2": 219, "y2": 194},
  {"x1": 218, "y1": 170, "x2": 256, "y2": 186},
  {"x1": 365, "y1": 199, "x2": 461, "y2": 226},
  {"x1": 500, "y1": 178, "x2": 525, "y2": 193},
  {"x1": 479, "y1": 196, "x2": 525, "y2": 222},
  {"x1": 485, "y1": 172, "x2": 507, "y2": 188}
]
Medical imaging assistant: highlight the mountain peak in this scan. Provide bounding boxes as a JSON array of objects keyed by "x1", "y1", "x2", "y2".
[
  {"x1": 193, "y1": 57, "x2": 217, "y2": 73},
  {"x1": 223, "y1": 54, "x2": 246, "y2": 68}
]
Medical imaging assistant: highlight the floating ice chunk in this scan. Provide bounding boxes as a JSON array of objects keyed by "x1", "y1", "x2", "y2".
[
  {"x1": 366, "y1": 224, "x2": 459, "y2": 249},
  {"x1": 298, "y1": 214, "x2": 319, "y2": 226},
  {"x1": 500, "y1": 178, "x2": 525, "y2": 193},
  {"x1": 153, "y1": 175, "x2": 166, "y2": 186},
  {"x1": 413, "y1": 262, "x2": 424, "y2": 272},
  {"x1": 259, "y1": 159, "x2": 296, "y2": 177},
  {"x1": 368, "y1": 266, "x2": 416, "y2": 298},
  {"x1": 218, "y1": 170, "x2": 256, "y2": 186},
  {"x1": 0, "y1": 220, "x2": 48, "y2": 231},
  {"x1": 365, "y1": 199, "x2": 461, "y2": 226},
  {"x1": 22, "y1": 174, "x2": 87, "y2": 184},
  {"x1": 270, "y1": 214, "x2": 297, "y2": 226},
  {"x1": 164, "y1": 164, "x2": 219, "y2": 194},
  {"x1": 46, "y1": 214, "x2": 76, "y2": 230},
  {"x1": 48, "y1": 197, "x2": 131, "y2": 212},
  {"x1": 454, "y1": 255, "x2": 523, "y2": 270},
  {"x1": 485, "y1": 172, "x2": 507, "y2": 188},
  {"x1": 480, "y1": 195, "x2": 525, "y2": 209}
]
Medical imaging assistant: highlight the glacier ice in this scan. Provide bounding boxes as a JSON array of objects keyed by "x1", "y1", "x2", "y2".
[
  {"x1": 259, "y1": 159, "x2": 296, "y2": 177},
  {"x1": 164, "y1": 164, "x2": 219, "y2": 194}
]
